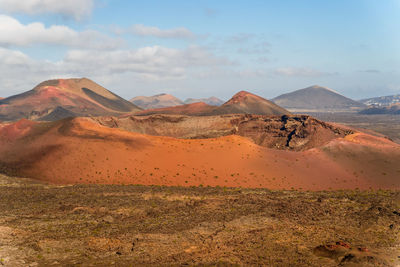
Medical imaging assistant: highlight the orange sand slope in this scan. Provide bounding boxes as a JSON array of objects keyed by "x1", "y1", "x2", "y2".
[{"x1": 0, "y1": 117, "x2": 399, "y2": 190}]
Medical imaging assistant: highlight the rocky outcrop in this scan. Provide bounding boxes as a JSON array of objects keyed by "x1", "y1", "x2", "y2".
[
  {"x1": 313, "y1": 241, "x2": 388, "y2": 266},
  {"x1": 94, "y1": 114, "x2": 353, "y2": 151}
]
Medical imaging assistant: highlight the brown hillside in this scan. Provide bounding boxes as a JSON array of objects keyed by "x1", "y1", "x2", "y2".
[
  {"x1": 134, "y1": 102, "x2": 216, "y2": 116},
  {"x1": 184, "y1": 96, "x2": 224, "y2": 106},
  {"x1": 0, "y1": 78, "x2": 141, "y2": 121},
  {"x1": 134, "y1": 91, "x2": 290, "y2": 116},
  {"x1": 95, "y1": 114, "x2": 352, "y2": 151},
  {"x1": 213, "y1": 91, "x2": 290, "y2": 115},
  {"x1": 130, "y1": 93, "x2": 184, "y2": 109},
  {"x1": 273, "y1": 85, "x2": 366, "y2": 112},
  {"x1": 0, "y1": 116, "x2": 399, "y2": 190}
]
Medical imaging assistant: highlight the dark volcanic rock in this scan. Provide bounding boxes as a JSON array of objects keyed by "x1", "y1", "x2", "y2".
[
  {"x1": 314, "y1": 241, "x2": 389, "y2": 267},
  {"x1": 94, "y1": 114, "x2": 353, "y2": 151}
]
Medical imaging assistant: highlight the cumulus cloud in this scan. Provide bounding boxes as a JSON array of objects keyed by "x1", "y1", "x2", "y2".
[
  {"x1": 0, "y1": 0, "x2": 94, "y2": 20},
  {"x1": 63, "y1": 45, "x2": 232, "y2": 78},
  {"x1": 0, "y1": 45, "x2": 232, "y2": 96},
  {"x1": 0, "y1": 47, "x2": 32, "y2": 65},
  {"x1": 0, "y1": 15, "x2": 121, "y2": 49},
  {"x1": 131, "y1": 24, "x2": 195, "y2": 39},
  {"x1": 274, "y1": 67, "x2": 335, "y2": 77}
]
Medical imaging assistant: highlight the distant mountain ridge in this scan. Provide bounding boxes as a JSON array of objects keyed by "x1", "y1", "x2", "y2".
[
  {"x1": 273, "y1": 85, "x2": 366, "y2": 112},
  {"x1": 130, "y1": 94, "x2": 184, "y2": 109},
  {"x1": 136, "y1": 90, "x2": 290, "y2": 116},
  {"x1": 131, "y1": 94, "x2": 224, "y2": 109},
  {"x1": 135, "y1": 102, "x2": 215, "y2": 116},
  {"x1": 360, "y1": 94, "x2": 400, "y2": 107},
  {"x1": 0, "y1": 78, "x2": 141, "y2": 121},
  {"x1": 184, "y1": 97, "x2": 223, "y2": 106},
  {"x1": 359, "y1": 103, "x2": 400, "y2": 115}
]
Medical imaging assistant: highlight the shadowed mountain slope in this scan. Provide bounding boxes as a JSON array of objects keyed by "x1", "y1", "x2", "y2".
[
  {"x1": 0, "y1": 115, "x2": 399, "y2": 190},
  {"x1": 95, "y1": 114, "x2": 352, "y2": 151},
  {"x1": 0, "y1": 78, "x2": 141, "y2": 121},
  {"x1": 213, "y1": 91, "x2": 290, "y2": 115}
]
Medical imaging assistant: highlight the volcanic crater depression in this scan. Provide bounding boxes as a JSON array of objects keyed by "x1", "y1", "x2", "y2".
[
  {"x1": 0, "y1": 78, "x2": 399, "y2": 190},
  {"x1": 95, "y1": 114, "x2": 354, "y2": 151}
]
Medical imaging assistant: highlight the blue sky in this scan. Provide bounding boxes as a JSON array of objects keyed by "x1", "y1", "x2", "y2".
[{"x1": 0, "y1": 0, "x2": 399, "y2": 100}]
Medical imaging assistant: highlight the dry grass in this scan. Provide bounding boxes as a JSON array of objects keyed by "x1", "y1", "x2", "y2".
[{"x1": 0, "y1": 174, "x2": 399, "y2": 266}]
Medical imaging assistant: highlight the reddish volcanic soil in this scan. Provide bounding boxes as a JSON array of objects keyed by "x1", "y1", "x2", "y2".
[
  {"x1": 214, "y1": 91, "x2": 290, "y2": 115},
  {"x1": 0, "y1": 119, "x2": 37, "y2": 142},
  {"x1": 0, "y1": 117, "x2": 399, "y2": 190},
  {"x1": 96, "y1": 114, "x2": 353, "y2": 151}
]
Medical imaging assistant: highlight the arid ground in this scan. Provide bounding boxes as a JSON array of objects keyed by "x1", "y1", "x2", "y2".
[
  {"x1": 1, "y1": 116, "x2": 400, "y2": 191},
  {"x1": 0, "y1": 174, "x2": 399, "y2": 266},
  {"x1": 307, "y1": 112, "x2": 400, "y2": 144},
  {"x1": 1, "y1": 82, "x2": 400, "y2": 266}
]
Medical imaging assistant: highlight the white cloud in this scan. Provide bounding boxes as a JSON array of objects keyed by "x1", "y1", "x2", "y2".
[
  {"x1": 131, "y1": 24, "x2": 195, "y2": 39},
  {"x1": 0, "y1": 0, "x2": 94, "y2": 20},
  {"x1": 63, "y1": 45, "x2": 232, "y2": 79},
  {"x1": 0, "y1": 47, "x2": 32, "y2": 65},
  {"x1": 0, "y1": 45, "x2": 232, "y2": 96},
  {"x1": 0, "y1": 15, "x2": 121, "y2": 49},
  {"x1": 274, "y1": 67, "x2": 334, "y2": 77}
]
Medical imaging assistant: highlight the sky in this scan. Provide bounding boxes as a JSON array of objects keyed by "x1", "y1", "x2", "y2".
[{"x1": 0, "y1": 0, "x2": 399, "y2": 101}]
